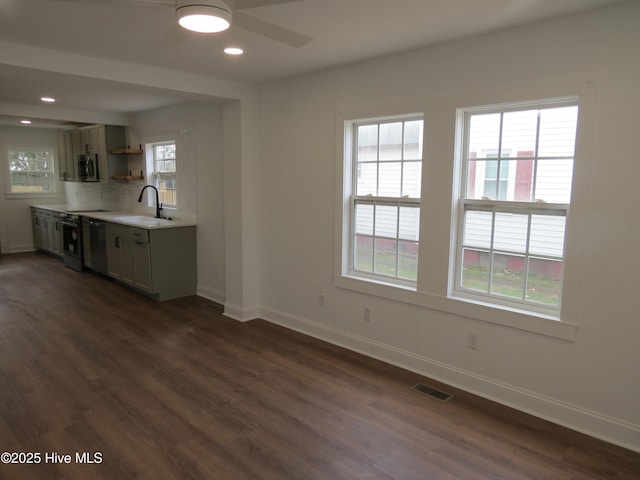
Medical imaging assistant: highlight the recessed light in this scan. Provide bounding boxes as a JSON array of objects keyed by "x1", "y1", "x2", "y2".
[
  {"x1": 224, "y1": 47, "x2": 244, "y2": 55},
  {"x1": 21, "y1": 119, "x2": 32, "y2": 125},
  {"x1": 41, "y1": 97, "x2": 56, "y2": 103}
]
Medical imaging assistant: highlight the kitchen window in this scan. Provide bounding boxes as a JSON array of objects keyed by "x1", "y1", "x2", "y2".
[
  {"x1": 344, "y1": 115, "x2": 423, "y2": 286},
  {"x1": 453, "y1": 99, "x2": 579, "y2": 314},
  {"x1": 147, "y1": 141, "x2": 177, "y2": 209},
  {"x1": 5, "y1": 146, "x2": 57, "y2": 195}
]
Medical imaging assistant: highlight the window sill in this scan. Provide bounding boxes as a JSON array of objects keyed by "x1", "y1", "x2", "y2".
[{"x1": 334, "y1": 274, "x2": 578, "y2": 341}]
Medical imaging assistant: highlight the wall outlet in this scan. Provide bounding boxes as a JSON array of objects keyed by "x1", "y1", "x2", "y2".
[
  {"x1": 319, "y1": 294, "x2": 325, "y2": 307},
  {"x1": 363, "y1": 307, "x2": 371, "y2": 322},
  {"x1": 467, "y1": 332, "x2": 479, "y2": 350}
]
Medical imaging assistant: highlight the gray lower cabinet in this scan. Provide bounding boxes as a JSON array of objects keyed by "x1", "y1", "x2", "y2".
[
  {"x1": 105, "y1": 222, "x2": 196, "y2": 300},
  {"x1": 31, "y1": 207, "x2": 63, "y2": 257}
]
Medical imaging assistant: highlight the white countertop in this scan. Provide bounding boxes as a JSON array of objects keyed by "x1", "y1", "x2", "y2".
[{"x1": 32, "y1": 205, "x2": 196, "y2": 230}]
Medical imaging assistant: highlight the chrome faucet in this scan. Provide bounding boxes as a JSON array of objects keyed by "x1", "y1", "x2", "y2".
[{"x1": 137, "y1": 184, "x2": 162, "y2": 218}]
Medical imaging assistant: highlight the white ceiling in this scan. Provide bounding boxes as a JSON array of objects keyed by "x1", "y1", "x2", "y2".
[{"x1": 0, "y1": 0, "x2": 629, "y2": 126}]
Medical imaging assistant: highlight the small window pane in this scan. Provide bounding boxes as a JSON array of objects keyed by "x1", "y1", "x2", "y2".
[
  {"x1": 493, "y1": 212, "x2": 528, "y2": 253},
  {"x1": 355, "y1": 203, "x2": 374, "y2": 235},
  {"x1": 491, "y1": 253, "x2": 525, "y2": 299},
  {"x1": 398, "y1": 240, "x2": 419, "y2": 281},
  {"x1": 354, "y1": 235, "x2": 374, "y2": 272},
  {"x1": 379, "y1": 122, "x2": 403, "y2": 161},
  {"x1": 402, "y1": 161, "x2": 421, "y2": 198},
  {"x1": 356, "y1": 162, "x2": 377, "y2": 196},
  {"x1": 463, "y1": 210, "x2": 492, "y2": 249},
  {"x1": 374, "y1": 238, "x2": 397, "y2": 276},
  {"x1": 357, "y1": 124, "x2": 378, "y2": 161},
  {"x1": 508, "y1": 159, "x2": 534, "y2": 201},
  {"x1": 529, "y1": 215, "x2": 566, "y2": 257},
  {"x1": 527, "y1": 257, "x2": 563, "y2": 306},
  {"x1": 534, "y1": 159, "x2": 573, "y2": 203},
  {"x1": 468, "y1": 113, "x2": 500, "y2": 159},
  {"x1": 378, "y1": 162, "x2": 402, "y2": 197},
  {"x1": 502, "y1": 110, "x2": 538, "y2": 157},
  {"x1": 399, "y1": 206, "x2": 420, "y2": 241},
  {"x1": 538, "y1": 106, "x2": 578, "y2": 157},
  {"x1": 375, "y1": 205, "x2": 398, "y2": 238},
  {"x1": 403, "y1": 120, "x2": 423, "y2": 160},
  {"x1": 461, "y1": 248, "x2": 490, "y2": 292}
]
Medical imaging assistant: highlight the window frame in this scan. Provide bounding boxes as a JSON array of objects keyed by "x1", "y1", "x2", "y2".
[
  {"x1": 452, "y1": 98, "x2": 579, "y2": 316},
  {"x1": 344, "y1": 114, "x2": 424, "y2": 288},
  {"x1": 4, "y1": 144, "x2": 59, "y2": 198},
  {"x1": 145, "y1": 139, "x2": 177, "y2": 211}
]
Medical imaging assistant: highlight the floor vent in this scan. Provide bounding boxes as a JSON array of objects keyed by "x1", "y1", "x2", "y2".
[{"x1": 411, "y1": 383, "x2": 453, "y2": 402}]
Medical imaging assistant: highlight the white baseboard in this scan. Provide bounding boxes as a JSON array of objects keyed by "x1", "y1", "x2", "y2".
[
  {"x1": 3, "y1": 244, "x2": 36, "y2": 254},
  {"x1": 223, "y1": 302, "x2": 260, "y2": 322},
  {"x1": 197, "y1": 284, "x2": 225, "y2": 305},
  {"x1": 260, "y1": 305, "x2": 640, "y2": 453}
]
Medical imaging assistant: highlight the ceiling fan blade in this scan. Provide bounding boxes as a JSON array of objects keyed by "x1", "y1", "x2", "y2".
[
  {"x1": 234, "y1": 0, "x2": 303, "y2": 9},
  {"x1": 233, "y1": 11, "x2": 311, "y2": 47}
]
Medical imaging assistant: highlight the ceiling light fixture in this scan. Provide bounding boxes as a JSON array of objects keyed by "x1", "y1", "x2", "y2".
[
  {"x1": 20, "y1": 120, "x2": 32, "y2": 125},
  {"x1": 177, "y1": 0, "x2": 232, "y2": 34},
  {"x1": 41, "y1": 97, "x2": 56, "y2": 103},
  {"x1": 224, "y1": 47, "x2": 244, "y2": 55}
]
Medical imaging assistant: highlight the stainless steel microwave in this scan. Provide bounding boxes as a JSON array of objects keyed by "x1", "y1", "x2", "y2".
[{"x1": 78, "y1": 154, "x2": 99, "y2": 182}]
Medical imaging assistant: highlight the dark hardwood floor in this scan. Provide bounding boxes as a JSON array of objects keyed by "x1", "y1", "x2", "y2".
[{"x1": 1, "y1": 252, "x2": 639, "y2": 480}]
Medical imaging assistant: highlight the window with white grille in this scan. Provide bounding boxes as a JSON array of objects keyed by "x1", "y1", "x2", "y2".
[
  {"x1": 347, "y1": 116, "x2": 423, "y2": 285},
  {"x1": 148, "y1": 141, "x2": 177, "y2": 209},
  {"x1": 454, "y1": 100, "x2": 578, "y2": 312},
  {"x1": 6, "y1": 147, "x2": 56, "y2": 194}
]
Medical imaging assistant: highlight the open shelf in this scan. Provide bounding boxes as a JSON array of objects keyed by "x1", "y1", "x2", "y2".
[
  {"x1": 111, "y1": 175, "x2": 144, "y2": 181},
  {"x1": 110, "y1": 148, "x2": 143, "y2": 155}
]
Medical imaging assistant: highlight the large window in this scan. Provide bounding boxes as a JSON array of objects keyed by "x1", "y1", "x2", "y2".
[
  {"x1": 347, "y1": 116, "x2": 423, "y2": 285},
  {"x1": 148, "y1": 141, "x2": 177, "y2": 209},
  {"x1": 454, "y1": 100, "x2": 578, "y2": 313},
  {"x1": 6, "y1": 147, "x2": 56, "y2": 194}
]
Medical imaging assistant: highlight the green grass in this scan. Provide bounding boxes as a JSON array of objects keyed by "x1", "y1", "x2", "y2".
[{"x1": 462, "y1": 265, "x2": 560, "y2": 306}]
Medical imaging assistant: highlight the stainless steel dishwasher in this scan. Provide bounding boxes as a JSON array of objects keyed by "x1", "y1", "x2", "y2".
[{"x1": 89, "y1": 219, "x2": 108, "y2": 275}]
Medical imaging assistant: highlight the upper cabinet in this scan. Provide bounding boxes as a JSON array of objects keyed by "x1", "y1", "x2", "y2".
[
  {"x1": 57, "y1": 130, "x2": 77, "y2": 181},
  {"x1": 57, "y1": 124, "x2": 128, "y2": 183}
]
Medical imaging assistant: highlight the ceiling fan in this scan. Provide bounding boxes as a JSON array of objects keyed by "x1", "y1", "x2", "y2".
[{"x1": 55, "y1": 0, "x2": 312, "y2": 47}]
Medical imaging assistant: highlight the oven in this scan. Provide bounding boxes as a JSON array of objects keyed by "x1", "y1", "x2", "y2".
[{"x1": 62, "y1": 213, "x2": 83, "y2": 271}]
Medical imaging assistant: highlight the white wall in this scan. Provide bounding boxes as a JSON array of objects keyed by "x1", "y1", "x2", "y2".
[
  {"x1": 0, "y1": 126, "x2": 62, "y2": 253},
  {"x1": 195, "y1": 102, "x2": 226, "y2": 303},
  {"x1": 257, "y1": 2, "x2": 640, "y2": 451}
]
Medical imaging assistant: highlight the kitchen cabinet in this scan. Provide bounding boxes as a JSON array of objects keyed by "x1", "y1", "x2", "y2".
[
  {"x1": 82, "y1": 220, "x2": 92, "y2": 269},
  {"x1": 78, "y1": 125, "x2": 98, "y2": 154},
  {"x1": 105, "y1": 222, "x2": 195, "y2": 300},
  {"x1": 31, "y1": 207, "x2": 63, "y2": 257},
  {"x1": 57, "y1": 130, "x2": 77, "y2": 181},
  {"x1": 56, "y1": 124, "x2": 127, "y2": 183},
  {"x1": 106, "y1": 223, "x2": 140, "y2": 288}
]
